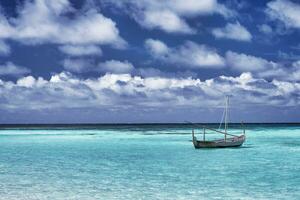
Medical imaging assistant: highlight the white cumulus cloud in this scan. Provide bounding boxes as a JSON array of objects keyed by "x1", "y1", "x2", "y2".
[
  {"x1": 225, "y1": 51, "x2": 300, "y2": 81},
  {"x1": 59, "y1": 45, "x2": 102, "y2": 56},
  {"x1": 141, "y1": 9, "x2": 195, "y2": 34},
  {"x1": 101, "y1": 0, "x2": 234, "y2": 34},
  {"x1": 0, "y1": 0, "x2": 126, "y2": 49},
  {"x1": 0, "y1": 72, "x2": 299, "y2": 112},
  {"x1": 145, "y1": 39, "x2": 169, "y2": 56},
  {"x1": 98, "y1": 60, "x2": 134, "y2": 74},
  {"x1": 62, "y1": 58, "x2": 134, "y2": 74},
  {"x1": 226, "y1": 51, "x2": 275, "y2": 72},
  {"x1": 62, "y1": 58, "x2": 94, "y2": 73},
  {"x1": 145, "y1": 39, "x2": 225, "y2": 68},
  {"x1": 212, "y1": 22, "x2": 252, "y2": 42},
  {"x1": 266, "y1": 0, "x2": 300, "y2": 29},
  {"x1": 0, "y1": 62, "x2": 31, "y2": 77}
]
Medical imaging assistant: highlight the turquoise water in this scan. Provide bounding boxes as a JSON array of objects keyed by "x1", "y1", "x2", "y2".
[{"x1": 0, "y1": 124, "x2": 299, "y2": 199}]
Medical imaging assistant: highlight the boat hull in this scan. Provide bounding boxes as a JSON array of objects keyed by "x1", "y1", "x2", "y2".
[{"x1": 193, "y1": 135, "x2": 245, "y2": 148}]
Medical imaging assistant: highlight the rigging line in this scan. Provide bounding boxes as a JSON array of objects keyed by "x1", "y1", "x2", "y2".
[
  {"x1": 227, "y1": 96, "x2": 230, "y2": 129},
  {"x1": 227, "y1": 101, "x2": 231, "y2": 128},
  {"x1": 218, "y1": 99, "x2": 226, "y2": 130}
]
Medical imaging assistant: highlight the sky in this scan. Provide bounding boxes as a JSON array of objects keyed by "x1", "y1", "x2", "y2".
[{"x1": 0, "y1": 0, "x2": 299, "y2": 123}]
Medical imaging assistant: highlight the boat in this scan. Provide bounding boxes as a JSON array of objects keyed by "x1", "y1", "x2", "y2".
[{"x1": 191, "y1": 96, "x2": 246, "y2": 148}]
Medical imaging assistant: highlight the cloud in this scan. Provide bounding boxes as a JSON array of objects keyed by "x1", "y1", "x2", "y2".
[
  {"x1": 17, "y1": 76, "x2": 39, "y2": 88},
  {"x1": 143, "y1": 40, "x2": 298, "y2": 81},
  {"x1": 59, "y1": 45, "x2": 102, "y2": 56},
  {"x1": 62, "y1": 58, "x2": 134, "y2": 74},
  {"x1": 0, "y1": 0, "x2": 126, "y2": 48},
  {"x1": 225, "y1": 51, "x2": 300, "y2": 81},
  {"x1": 266, "y1": 0, "x2": 300, "y2": 29},
  {"x1": 145, "y1": 39, "x2": 225, "y2": 68},
  {"x1": 292, "y1": 60, "x2": 300, "y2": 68},
  {"x1": 0, "y1": 62, "x2": 31, "y2": 77},
  {"x1": 257, "y1": 24, "x2": 273, "y2": 34},
  {"x1": 141, "y1": 9, "x2": 195, "y2": 34},
  {"x1": 102, "y1": 0, "x2": 234, "y2": 34},
  {"x1": 145, "y1": 39, "x2": 169, "y2": 56},
  {"x1": 290, "y1": 60, "x2": 300, "y2": 80},
  {"x1": 277, "y1": 50, "x2": 300, "y2": 61},
  {"x1": 0, "y1": 41, "x2": 10, "y2": 55},
  {"x1": 225, "y1": 51, "x2": 277, "y2": 72},
  {"x1": 0, "y1": 72, "x2": 299, "y2": 112},
  {"x1": 212, "y1": 22, "x2": 252, "y2": 42},
  {"x1": 62, "y1": 58, "x2": 94, "y2": 73},
  {"x1": 136, "y1": 67, "x2": 197, "y2": 78},
  {"x1": 98, "y1": 60, "x2": 134, "y2": 74},
  {"x1": 163, "y1": 0, "x2": 226, "y2": 16}
]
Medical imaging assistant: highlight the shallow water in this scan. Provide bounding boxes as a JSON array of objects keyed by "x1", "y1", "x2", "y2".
[{"x1": 0, "y1": 124, "x2": 299, "y2": 199}]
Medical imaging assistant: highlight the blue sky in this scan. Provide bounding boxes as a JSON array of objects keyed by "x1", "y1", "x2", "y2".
[{"x1": 0, "y1": 0, "x2": 299, "y2": 123}]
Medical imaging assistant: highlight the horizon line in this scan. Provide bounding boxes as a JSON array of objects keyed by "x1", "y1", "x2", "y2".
[{"x1": 0, "y1": 122, "x2": 300, "y2": 126}]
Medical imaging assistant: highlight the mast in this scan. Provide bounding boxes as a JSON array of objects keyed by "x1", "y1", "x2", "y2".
[
  {"x1": 224, "y1": 96, "x2": 229, "y2": 141},
  {"x1": 192, "y1": 129, "x2": 195, "y2": 142}
]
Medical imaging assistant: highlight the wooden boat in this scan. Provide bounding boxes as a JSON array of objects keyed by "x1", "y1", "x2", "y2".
[{"x1": 191, "y1": 96, "x2": 246, "y2": 148}]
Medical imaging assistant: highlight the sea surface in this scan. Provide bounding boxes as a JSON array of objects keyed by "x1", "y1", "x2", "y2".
[{"x1": 0, "y1": 124, "x2": 299, "y2": 200}]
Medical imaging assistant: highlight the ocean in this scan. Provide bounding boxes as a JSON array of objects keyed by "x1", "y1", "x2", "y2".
[{"x1": 0, "y1": 124, "x2": 299, "y2": 200}]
